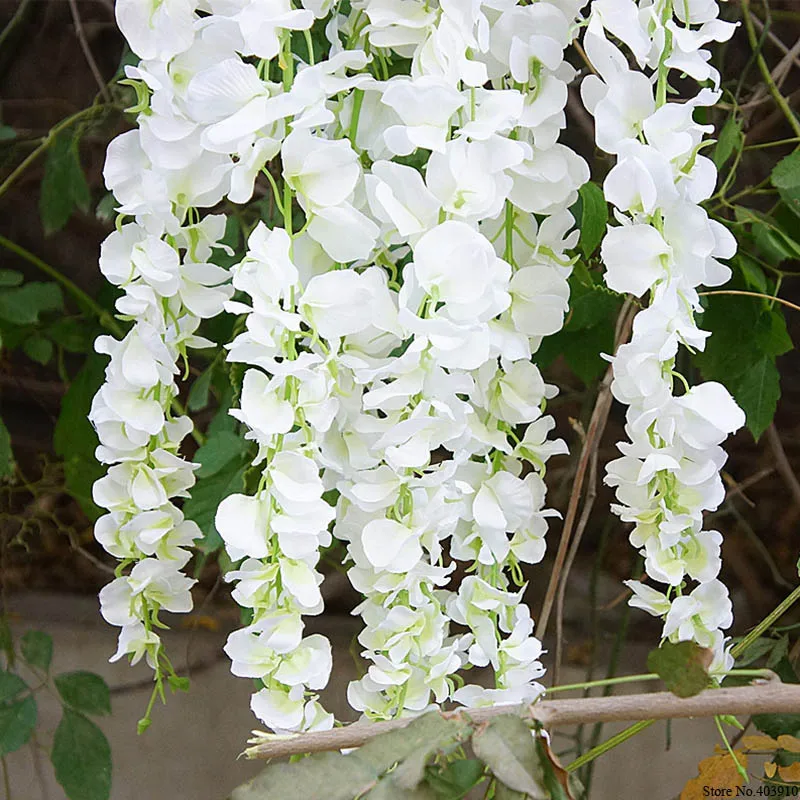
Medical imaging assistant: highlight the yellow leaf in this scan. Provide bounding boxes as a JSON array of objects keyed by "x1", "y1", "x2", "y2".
[
  {"x1": 765, "y1": 761, "x2": 777, "y2": 779},
  {"x1": 680, "y1": 752, "x2": 748, "y2": 800},
  {"x1": 778, "y1": 763, "x2": 800, "y2": 783},
  {"x1": 742, "y1": 735, "x2": 779, "y2": 751},
  {"x1": 777, "y1": 735, "x2": 800, "y2": 754}
]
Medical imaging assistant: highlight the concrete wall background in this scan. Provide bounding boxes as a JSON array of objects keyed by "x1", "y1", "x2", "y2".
[{"x1": 5, "y1": 593, "x2": 725, "y2": 800}]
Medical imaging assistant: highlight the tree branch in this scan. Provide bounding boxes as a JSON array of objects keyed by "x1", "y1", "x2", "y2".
[
  {"x1": 536, "y1": 298, "x2": 635, "y2": 640},
  {"x1": 245, "y1": 678, "x2": 798, "y2": 760}
]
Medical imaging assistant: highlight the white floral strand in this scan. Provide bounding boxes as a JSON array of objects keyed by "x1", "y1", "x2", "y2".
[
  {"x1": 583, "y1": 0, "x2": 744, "y2": 674},
  {"x1": 92, "y1": 0, "x2": 237, "y2": 709}
]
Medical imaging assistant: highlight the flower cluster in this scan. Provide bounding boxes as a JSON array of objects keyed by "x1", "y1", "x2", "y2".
[
  {"x1": 186, "y1": 0, "x2": 590, "y2": 729},
  {"x1": 94, "y1": 0, "x2": 743, "y2": 735},
  {"x1": 582, "y1": 0, "x2": 743, "y2": 673},
  {"x1": 91, "y1": 1, "x2": 241, "y2": 690}
]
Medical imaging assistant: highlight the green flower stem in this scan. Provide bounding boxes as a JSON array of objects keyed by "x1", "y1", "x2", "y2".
[
  {"x1": 548, "y1": 669, "x2": 773, "y2": 697},
  {"x1": 567, "y1": 719, "x2": 654, "y2": 773},
  {"x1": 0, "y1": 104, "x2": 111, "y2": 202},
  {"x1": 546, "y1": 674, "x2": 661, "y2": 694},
  {"x1": 0, "y1": 233, "x2": 123, "y2": 336},
  {"x1": 741, "y1": 0, "x2": 800, "y2": 138},
  {"x1": 0, "y1": 234, "x2": 205, "y2": 445},
  {"x1": 731, "y1": 583, "x2": 800, "y2": 659},
  {"x1": 566, "y1": 639, "x2": 798, "y2": 774}
]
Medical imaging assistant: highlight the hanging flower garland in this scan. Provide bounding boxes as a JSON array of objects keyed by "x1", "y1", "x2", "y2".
[
  {"x1": 581, "y1": 0, "x2": 744, "y2": 674},
  {"x1": 90, "y1": 0, "x2": 746, "y2": 737}
]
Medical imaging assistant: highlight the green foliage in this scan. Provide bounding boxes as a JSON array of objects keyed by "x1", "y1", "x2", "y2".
[
  {"x1": 713, "y1": 115, "x2": 743, "y2": 170},
  {"x1": 55, "y1": 672, "x2": 112, "y2": 716},
  {"x1": 22, "y1": 333, "x2": 53, "y2": 365},
  {"x1": 576, "y1": 182, "x2": 608, "y2": 258},
  {"x1": 647, "y1": 641, "x2": 713, "y2": 698},
  {"x1": 51, "y1": 708, "x2": 112, "y2": 800},
  {"x1": 188, "y1": 365, "x2": 215, "y2": 412},
  {"x1": 771, "y1": 150, "x2": 800, "y2": 217},
  {"x1": 0, "y1": 281, "x2": 63, "y2": 326},
  {"x1": 0, "y1": 415, "x2": 13, "y2": 480},
  {"x1": 185, "y1": 399, "x2": 252, "y2": 550},
  {"x1": 232, "y1": 713, "x2": 582, "y2": 800},
  {"x1": 20, "y1": 630, "x2": 53, "y2": 671},
  {"x1": 536, "y1": 263, "x2": 621, "y2": 385},
  {"x1": 0, "y1": 672, "x2": 37, "y2": 755},
  {"x1": 39, "y1": 130, "x2": 91, "y2": 235},
  {"x1": 54, "y1": 355, "x2": 107, "y2": 520},
  {"x1": 424, "y1": 759, "x2": 485, "y2": 799},
  {"x1": 753, "y1": 714, "x2": 800, "y2": 739},
  {"x1": 694, "y1": 287, "x2": 792, "y2": 440},
  {"x1": 472, "y1": 715, "x2": 547, "y2": 797}
]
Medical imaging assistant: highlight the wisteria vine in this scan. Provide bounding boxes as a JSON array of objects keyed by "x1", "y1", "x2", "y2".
[{"x1": 89, "y1": 0, "x2": 743, "y2": 735}]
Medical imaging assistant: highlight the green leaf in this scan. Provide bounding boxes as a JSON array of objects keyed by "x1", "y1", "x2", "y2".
[
  {"x1": 51, "y1": 709, "x2": 111, "y2": 800},
  {"x1": 729, "y1": 356, "x2": 781, "y2": 441},
  {"x1": 494, "y1": 784, "x2": 528, "y2": 800},
  {"x1": 767, "y1": 636, "x2": 790, "y2": 670},
  {"x1": 55, "y1": 672, "x2": 111, "y2": 716},
  {"x1": 754, "y1": 308, "x2": 793, "y2": 359},
  {"x1": 358, "y1": 711, "x2": 470, "y2": 776},
  {"x1": 0, "y1": 415, "x2": 13, "y2": 480},
  {"x1": 694, "y1": 291, "x2": 790, "y2": 440},
  {"x1": 188, "y1": 366, "x2": 214, "y2": 412},
  {"x1": 713, "y1": 115, "x2": 743, "y2": 170},
  {"x1": 184, "y1": 459, "x2": 247, "y2": 552},
  {"x1": 647, "y1": 640, "x2": 713, "y2": 698},
  {"x1": 0, "y1": 672, "x2": 26, "y2": 704},
  {"x1": 21, "y1": 630, "x2": 53, "y2": 671},
  {"x1": 0, "y1": 126, "x2": 16, "y2": 141},
  {"x1": 736, "y1": 255, "x2": 767, "y2": 293},
  {"x1": 0, "y1": 270, "x2": 23, "y2": 288},
  {"x1": 231, "y1": 751, "x2": 376, "y2": 800},
  {"x1": 577, "y1": 182, "x2": 608, "y2": 258},
  {"x1": 39, "y1": 131, "x2": 91, "y2": 235},
  {"x1": 425, "y1": 759, "x2": 485, "y2": 799},
  {"x1": 752, "y1": 713, "x2": 800, "y2": 739},
  {"x1": 772, "y1": 150, "x2": 800, "y2": 216},
  {"x1": 0, "y1": 672, "x2": 36, "y2": 754},
  {"x1": 0, "y1": 695, "x2": 36, "y2": 755},
  {"x1": 0, "y1": 281, "x2": 63, "y2": 325},
  {"x1": 54, "y1": 355, "x2": 106, "y2": 520},
  {"x1": 231, "y1": 712, "x2": 470, "y2": 800},
  {"x1": 45, "y1": 318, "x2": 93, "y2": 353},
  {"x1": 534, "y1": 735, "x2": 581, "y2": 800},
  {"x1": 471, "y1": 716, "x2": 548, "y2": 798},
  {"x1": 734, "y1": 636, "x2": 779, "y2": 667},
  {"x1": 564, "y1": 263, "x2": 621, "y2": 331},
  {"x1": 95, "y1": 193, "x2": 118, "y2": 224},
  {"x1": 195, "y1": 431, "x2": 248, "y2": 479},
  {"x1": 538, "y1": 319, "x2": 615, "y2": 387},
  {"x1": 22, "y1": 334, "x2": 53, "y2": 365}
]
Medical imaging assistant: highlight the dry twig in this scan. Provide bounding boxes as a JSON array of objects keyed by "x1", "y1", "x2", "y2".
[
  {"x1": 766, "y1": 423, "x2": 800, "y2": 509},
  {"x1": 246, "y1": 678, "x2": 798, "y2": 760},
  {"x1": 536, "y1": 299, "x2": 635, "y2": 641},
  {"x1": 67, "y1": 0, "x2": 111, "y2": 102}
]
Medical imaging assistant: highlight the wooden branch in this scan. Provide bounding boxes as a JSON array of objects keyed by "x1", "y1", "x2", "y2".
[
  {"x1": 536, "y1": 299, "x2": 635, "y2": 640},
  {"x1": 246, "y1": 679, "x2": 799, "y2": 760},
  {"x1": 766, "y1": 423, "x2": 800, "y2": 509}
]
